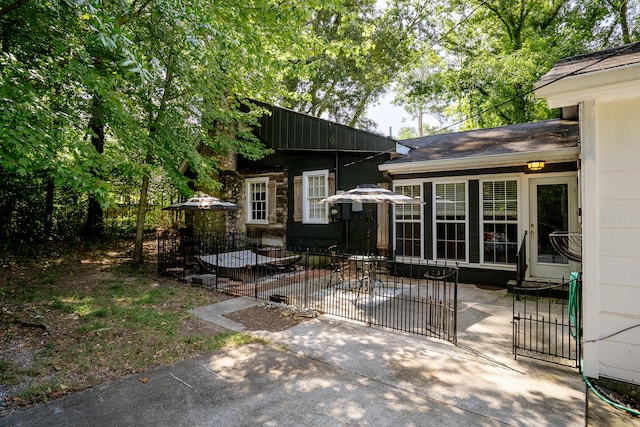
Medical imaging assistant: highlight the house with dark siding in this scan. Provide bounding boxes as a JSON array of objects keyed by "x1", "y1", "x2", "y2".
[{"x1": 233, "y1": 102, "x2": 398, "y2": 254}]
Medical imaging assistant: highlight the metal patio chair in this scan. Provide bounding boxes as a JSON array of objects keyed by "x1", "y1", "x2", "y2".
[{"x1": 327, "y1": 245, "x2": 348, "y2": 290}]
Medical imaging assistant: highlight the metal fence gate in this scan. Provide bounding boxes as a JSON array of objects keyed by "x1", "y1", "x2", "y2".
[
  {"x1": 512, "y1": 276, "x2": 581, "y2": 367},
  {"x1": 158, "y1": 232, "x2": 458, "y2": 344}
]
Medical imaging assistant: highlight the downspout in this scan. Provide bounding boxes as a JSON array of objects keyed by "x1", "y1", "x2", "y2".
[
  {"x1": 335, "y1": 150, "x2": 339, "y2": 191},
  {"x1": 336, "y1": 149, "x2": 349, "y2": 251}
]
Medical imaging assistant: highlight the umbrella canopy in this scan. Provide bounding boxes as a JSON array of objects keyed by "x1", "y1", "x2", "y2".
[
  {"x1": 163, "y1": 194, "x2": 242, "y2": 211},
  {"x1": 321, "y1": 184, "x2": 422, "y2": 205}
]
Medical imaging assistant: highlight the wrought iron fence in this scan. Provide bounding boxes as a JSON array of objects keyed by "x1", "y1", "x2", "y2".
[
  {"x1": 516, "y1": 231, "x2": 527, "y2": 287},
  {"x1": 157, "y1": 232, "x2": 458, "y2": 343},
  {"x1": 512, "y1": 276, "x2": 581, "y2": 367}
]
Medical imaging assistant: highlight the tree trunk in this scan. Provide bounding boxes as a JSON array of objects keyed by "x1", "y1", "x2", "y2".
[
  {"x1": 81, "y1": 93, "x2": 105, "y2": 238},
  {"x1": 618, "y1": 0, "x2": 631, "y2": 44},
  {"x1": 44, "y1": 176, "x2": 54, "y2": 238},
  {"x1": 347, "y1": 87, "x2": 375, "y2": 128},
  {"x1": 132, "y1": 154, "x2": 152, "y2": 265},
  {"x1": 132, "y1": 52, "x2": 175, "y2": 265}
]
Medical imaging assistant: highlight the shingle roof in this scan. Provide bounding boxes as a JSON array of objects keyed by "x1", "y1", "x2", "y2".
[
  {"x1": 536, "y1": 42, "x2": 640, "y2": 89},
  {"x1": 386, "y1": 119, "x2": 579, "y2": 165}
]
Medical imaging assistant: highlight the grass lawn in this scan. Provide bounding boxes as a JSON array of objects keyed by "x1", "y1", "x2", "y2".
[{"x1": 0, "y1": 237, "x2": 264, "y2": 413}]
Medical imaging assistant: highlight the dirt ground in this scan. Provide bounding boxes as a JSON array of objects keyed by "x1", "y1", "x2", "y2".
[
  {"x1": 179, "y1": 304, "x2": 307, "y2": 334},
  {"x1": 0, "y1": 237, "x2": 305, "y2": 416},
  {"x1": 223, "y1": 304, "x2": 314, "y2": 332}
]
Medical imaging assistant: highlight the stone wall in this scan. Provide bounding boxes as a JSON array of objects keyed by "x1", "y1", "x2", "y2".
[{"x1": 230, "y1": 171, "x2": 288, "y2": 247}]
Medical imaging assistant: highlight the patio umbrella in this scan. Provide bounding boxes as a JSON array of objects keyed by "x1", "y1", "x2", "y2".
[
  {"x1": 321, "y1": 184, "x2": 422, "y2": 205},
  {"x1": 163, "y1": 194, "x2": 242, "y2": 234},
  {"x1": 321, "y1": 184, "x2": 422, "y2": 253},
  {"x1": 163, "y1": 194, "x2": 242, "y2": 211}
]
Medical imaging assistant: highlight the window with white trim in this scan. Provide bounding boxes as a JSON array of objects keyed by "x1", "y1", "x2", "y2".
[
  {"x1": 394, "y1": 184, "x2": 421, "y2": 257},
  {"x1": 435, "y1": 182, "x2": 466, "y2": 261},
  {"x1": 303, "y1": 170, "x2": 329, "y2": 224},
  {"x1": 482, "y1": 179, "x2": 518, "y2": 264},
  {"x1": 246, "y1": 177, "x2": 269, "y2": 224}
]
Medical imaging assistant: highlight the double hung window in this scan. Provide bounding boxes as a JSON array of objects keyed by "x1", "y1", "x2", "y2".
[
  {"x1": 394, "y1": 184, "x2": 421, "y2": 257},
  {"x1": 482, "y1": 180, "x2": 518, "y2": 264},
  {"x1": 435, "y1": 182, "x2": 466, "y2": 261},
  {"x1": 303, "y1": 170, "x2": 329, "y2": 224},
  {"x1": 246, "y1": 177, "x2": 269, "y2": 224}
]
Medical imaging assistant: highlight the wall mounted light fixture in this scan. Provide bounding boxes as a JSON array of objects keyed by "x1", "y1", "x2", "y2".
[{"x1": 527, "y1": 160, "x2": 545, "y2": 171}]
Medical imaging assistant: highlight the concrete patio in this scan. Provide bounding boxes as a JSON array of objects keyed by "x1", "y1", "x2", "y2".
[{"x1": 2, "y1": 283, "x2": 638, "y2": 426}]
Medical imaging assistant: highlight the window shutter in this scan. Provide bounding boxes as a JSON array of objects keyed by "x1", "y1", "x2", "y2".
[
  {"x1": 377, "y1": 182, "x2": 389, "y2": 253},
  {"x1": 268, "y1": 178, "x2": 277, "y2": 224},
  {"x1": 328, "y1": 172, "x2": 336, "y2": 197},
  {"x1": 293, "y1": 175, "x2": 302, "y2": 222}
]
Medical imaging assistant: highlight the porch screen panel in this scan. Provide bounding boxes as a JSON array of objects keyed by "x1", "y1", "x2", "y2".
[
  {"x1": 394, "y1": 184, "x2": 421, "y2": 257},
  {"x1": 435, "y1": 182, "x2": 466, "y2": 261},
  {"x1": 482, "y1": 180, "x2": 518, "y2": 264}
]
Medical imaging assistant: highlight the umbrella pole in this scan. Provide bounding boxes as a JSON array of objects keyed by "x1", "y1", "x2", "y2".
[
  {"x1": 366, "y1": 207, "x2": 372, "y2": 255},
  {"x1": 345, "y1": 219, "x2": 349, "y2": 252}
]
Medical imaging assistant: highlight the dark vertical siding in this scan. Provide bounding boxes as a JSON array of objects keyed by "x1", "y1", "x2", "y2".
[
  {"x1": 320, "y1": 121, "x2": 330, "y2": 150},
  {"x1": 251, "y1": 102, "x2": 396, "y2": 152},
  {"x1": 423, "y1": 182, "x2": 433, "y2": 259},
  {"x1": 275, "y1": 108, "x2": 285, "y2": 148},
  {"x1": 237, "y1": 150, "x2": 391, "y2": 252},
  {"x1": 295, "y1": 114, "x2": 304, "y2": 148},
  {"x1": 469, "y1": 180, "x2": 480, "y2": 263}
]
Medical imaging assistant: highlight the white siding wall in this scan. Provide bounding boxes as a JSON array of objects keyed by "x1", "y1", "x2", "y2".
[{"x1": 585, "y1": 97, "x2": 640, "y2": 384}]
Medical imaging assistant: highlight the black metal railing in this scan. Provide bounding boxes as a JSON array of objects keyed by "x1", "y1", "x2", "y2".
[
  {"x1": 516, "y1": 231, "x2": 528, "y2": 287},
  {"x1": 512, "y1": 276, "x2": 581, "y2": 368},
  {"x1": 157, "y1": 230, "x2": 263, "y2": 280},
  {"x1": 158, "y1": 232, "x2": 458, "y2": 343}
]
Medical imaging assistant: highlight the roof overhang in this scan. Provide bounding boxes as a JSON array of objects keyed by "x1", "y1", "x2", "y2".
[
  {"x1": 378, "y1": 146, "x2": 580, "y2": 175},
  {"x1": 535, "y1": 63, "x2": 640, "y2": 108}
]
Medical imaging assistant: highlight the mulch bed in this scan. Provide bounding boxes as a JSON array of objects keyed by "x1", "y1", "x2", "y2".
[{"x1": 222, "y1": 304, "x2": 311, "y2": 332}]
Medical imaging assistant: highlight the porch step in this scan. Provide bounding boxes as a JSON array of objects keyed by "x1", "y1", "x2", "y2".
[{"x1": 508, "y1": 279, "x2": 570, "y2": 299}]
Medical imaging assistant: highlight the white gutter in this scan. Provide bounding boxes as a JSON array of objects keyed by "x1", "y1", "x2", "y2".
[{"x1": 378, "y1": 146, "x2": 580, "y2": 174}]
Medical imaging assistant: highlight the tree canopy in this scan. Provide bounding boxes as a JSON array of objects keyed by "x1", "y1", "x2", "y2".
[
  {"x1": 393, "y1": 0, "x2": 640, "y2": 134},
  {"x1": 2, "y1": 0, "x2": 638, "y2": 252},
  {"x1": 281, "y1": 0, "x2": 434, "y2": 130},
  {"x1": 0, "y1": 0, "x2": 332, "y2": 255}
]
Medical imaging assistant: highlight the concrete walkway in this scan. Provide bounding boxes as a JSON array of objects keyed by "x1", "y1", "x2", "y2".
[
  {"x1": 250, "y1": 284, "x2": 586, "y2": 426},
  {"x1": 2, "y1": 284, "x2": 638, "y2": 426}
]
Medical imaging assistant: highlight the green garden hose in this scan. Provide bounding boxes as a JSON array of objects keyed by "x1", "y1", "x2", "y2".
[{"x1": 569, "y1": 272, "x2": 640, "y2": 417}]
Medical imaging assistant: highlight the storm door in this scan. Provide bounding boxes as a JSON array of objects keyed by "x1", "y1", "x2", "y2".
[{"x1": 528, "y1": 176, "x2": 578, "y2": 280}]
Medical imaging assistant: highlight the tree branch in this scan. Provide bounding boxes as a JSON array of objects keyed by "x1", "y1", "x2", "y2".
[
  {"x1": 0, "y1": 0, "x2": 32, "y2": 17},
  {"x1": 13, "y1": 319, "x2": 53, "y2": 336},
  {"x1": 117, "y1": 0, "x2": 153, "y2": 27}
]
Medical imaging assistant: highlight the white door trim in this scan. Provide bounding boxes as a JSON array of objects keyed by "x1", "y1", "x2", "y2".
[{"x1": 527, "y1": 173, "x2": 579, "y2": 281}]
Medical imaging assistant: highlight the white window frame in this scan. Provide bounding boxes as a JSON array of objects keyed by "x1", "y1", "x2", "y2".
[
  {"x1": 433, "y1": 180, "x2": 468, "y2": 262},
  {"x1": 480, "y1": 178, "x2": 520, "y2": 265},
  {"x1": 393, "y1": 181, "x2": 423, "y2": 259},
  {"x1": 303, "y1": 169, "x2": 329, "y2": 224},
  {"x1": 246, "y1": 177, "x2": 269, "y2": 225}
]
